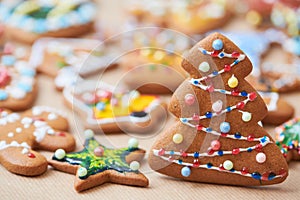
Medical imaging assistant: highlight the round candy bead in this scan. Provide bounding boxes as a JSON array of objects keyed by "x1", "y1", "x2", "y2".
[
  {"x1": 242, "y1": 112, "x2": 252, "y2": 122},
  {"x1": 256, "y1": 152, "x2": 266, "y2": 163},
  {"x1": 54, "y1": 149, "x2": 66, "y2": 160},
  {"x1": 228, "y1": 75, "x2": 238, "y2": 88},
  {"x1": 181, "y1": 166, "x2": 191, "y2": 177},
  {"x1": 212, "y1": 100, "x2": 223, "y2": 112},
  {"x1": 184, "y1": 94, "x2": 195, "y2": 105},
  {"x1": 223, "y1": 160, "x2": 233, "y2": 170},
  {"x1": 211, "y1": 140, "x2": 221, "y2": 150},
  {"x1": 128, "y1": 138, "x2": 139, "y2": 149},
  {"x1": 173, "y1": 133, "x2": 183, "y2": 144},
  {"x1": 94, "y1": 146, "x2": 104, "y2": 157},
  {"x1": 84, "y1": 129, "x2": 94, "y2": 139},
  {"x1": 0, "y1": 90, "x2": 8, "y2": 100},
  {"x1": 212, "y1": 39, "x2": 223, "y2": 50},
  {"x1": 129, "y1": 161, "x2": 140, "y2": 171},
  {"x1": 78, "y1": 167, "x2": 88, "y2": 178},
  {"x1": 220, "y1": 122, "x2": 230, "y2": 133},
  {"x1": 96, "y1": 102, "x2": 106, "y2": 111},
  {"x1": 198, "y1": 62, "x2": 210, "y2": 72}
]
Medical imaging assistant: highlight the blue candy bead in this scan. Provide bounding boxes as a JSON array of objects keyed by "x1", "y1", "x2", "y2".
[
  {"x1": 0, "y1": 90, "x2": 8, "y2": 100},
  {"x1": 34, "y1": 19, "x2": 47, "y2": 33},
  {"x1": 96, "y1": 102, "x2": 106, "y2": 111},
  {"x1": 212, "y1": 39, "x2": 223, "y2": 50},
  {"x1": 181, "y1": 167, "x2": 191, "y2": 177},
  {"x1": 20, "y1": 68, "x2": 36, "y2": 77},
  {"x1": 220, "y1": 122, "x2": 230, "y2": 133}
]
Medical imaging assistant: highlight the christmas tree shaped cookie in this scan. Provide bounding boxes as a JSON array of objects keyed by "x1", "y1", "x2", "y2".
[
  {"x1": 49, "y1": 130, "x2": 148, "y2": 192},
  {"x1": 148, "y1": 33, "x2": 289, "y2": 186}
]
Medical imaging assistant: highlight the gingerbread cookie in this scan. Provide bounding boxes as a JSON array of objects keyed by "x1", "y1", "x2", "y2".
[
  {"x1": 0, "y1": 106, "x2": 75, "y2": 176},
  {"x1": 0, "y1": 0, "x2": 96, "y2": 43},
  {"x1": 275, "y1": 117, "x2": 300, "y2": 162},
  {"x1": 30, "y1": 37, "x2": 118, "y2": 78},
  {"x1": 149, "y1": 33, "x2": 288, "y2": 186},
  {"x1": 259, "y1": 92, "x2": 294, "y2": 125},
  {"x1": 0, "y1": 47, "x2": 37, "y2": 111},
  {"x1": 63, "y1": 80, "x2": 166, "y2": 133},
  {"x1": 49, "y1": 129, "x2": 148, "y2": 192},
  {"x1": 121, "y1": 29, "x2": 190, "y2": 94}
]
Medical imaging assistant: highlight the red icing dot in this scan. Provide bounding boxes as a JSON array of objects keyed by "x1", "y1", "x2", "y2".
[
  {"x1": 207, "y1": 85, "x2": 214, "y2": 93},
  {"x1": 207, "y1": 148, "x2": 215, "y2": 155},
  {"x1": 192, "y1": 114, "x2": 199, "y2": 121},
  {"x1": 249, "y1": 92, "x2": 257, "y2": 101},
  {"x1": 0, "y1": 68, "x2": 11, "y2": 87},
  {"x1": 255, "y1": 144, "x2": 263, "y2": 152},
  {"x1": 219, "y1": 164, "x2": 225, "y2": 170},
  {"x1": 262, "y1": 172, "x2": 269, "y2": 181},
  {"x1": 168, "y1": 156, "x2": 174, "y2": 162},
  {"x1": 212, "y1": 50, "x2": 219, "y2": 57},
  {"x1": 236, "y1": 101, "x2": 245, "y2": 110},
  {"x1": 232, "y1": 52, "x2": 240, "y2": 58},
  {"x1": 224, "y1": 64, "x2": 231, "y2": 72},
  {"x1": 231, "y1": 89, "x2": 239, "y2": 96},
  {"x1": 158, "y1": 148, "x2": 165, "y2": 156},
  {"x1": 56, "y1": 132, "x2": 66, "y2": 137},
  {"x1": 193, "y1": 159, "x2": 200, "y2": 167},
  {"x1": 232, "y1": 148, "x2": 240, "y2": 155},
  {"x1": 181, "y1": 151, "x2": 188, "y2": 158},
  {"x1": 241, "y1": 167, "x2": 249, "y2": 175},
  {"x1": 247, "y1": 134, "x2": 255, "y2": 141},
  {"x1": 221, "y1": 133, "x2": 228, "y2": 137},
  {"x1": 196, "y1": 124, "x2": 204, "y2": 131},
  {"x1": 279, "y1": 168, "x2": 287, "y2": 176},
  {"x1": 28, "y1": 153, "x2": 36, "y2": 158}
]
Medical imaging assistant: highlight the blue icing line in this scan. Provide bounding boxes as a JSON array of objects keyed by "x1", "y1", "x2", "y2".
[
  {"x1": 0, "y1": 90, "x2": 8, "y2": 101},
  {"x1": 1, "y1": 55, "x2": 16, "y2": 66},
  {"x1": 34, "y1": 19, "x2": 47, "y2": 33},
  {"x1": 20, "y1": 68, "x2": 36, "y2": 77},
  {"x1": 17, "y1": 83, "x2": 32, "y2": 92}
]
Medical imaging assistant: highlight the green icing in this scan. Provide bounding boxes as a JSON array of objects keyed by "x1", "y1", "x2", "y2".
[
  {"x1": 27, "y1": 7, "x2": 52, "y2": 19},
  {"x1": 276, "y1": 120, "x2": 300, "y2": 155},
  {"x1": 53, "y1": 137, "x2": 140, "y2": 179}
]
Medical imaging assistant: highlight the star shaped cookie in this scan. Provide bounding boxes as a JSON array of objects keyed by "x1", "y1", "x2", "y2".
[
  {"x1": 49, "y1": 129, "x2": 149, "y2": 192},
  {"x1": 275, "y1": 117, "x2": 300, "y2": 162},
  {"x1": 0, "y1": 106, "x2": 75, "y2": 176}
]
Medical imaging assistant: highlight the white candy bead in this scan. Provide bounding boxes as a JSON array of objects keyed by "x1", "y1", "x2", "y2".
[
  {"x1": 54, "y1": 149, "x2": 66, "y2": 160},
  {"x1": 129, "y1": 161, "x2": 140, "y2": 171},
  {"x1": 198, "y1": 62, "x2": 210, "y2": 72},
  {"x1": 128, "y1": 138, "x2": 139, "y2": 149},
  {"x1": 84, "y1": 129, "x2": 94, "y2": 139}
]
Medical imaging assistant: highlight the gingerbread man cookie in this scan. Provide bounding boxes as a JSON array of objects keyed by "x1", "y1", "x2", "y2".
[
  {"x1": 0, "y1": 0, "x2": 96, "y2": 43},
  {"x1": 0, "y1": 48, "x2": 37, "y2": 111},
  {"x1": 49, "y1": 130, "x2": 148, "y2": 192},
  {"x1": 0, "y1": 106, "x2": 75, "y2": 176},
  {"x1": 63, "y1": 80, "x2": 166, "y2": 133},
  {"x1": 149, "y1": 33, "x2": 288, "y2": 186}
]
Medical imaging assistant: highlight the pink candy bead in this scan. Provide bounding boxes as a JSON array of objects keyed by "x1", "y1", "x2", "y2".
[
  {"x1": 211, "y1": 140, "x2": 221, "y2": 150},
  {"x1": 94, "y1": 147, "x2": 104, "y2": 157},
  {"x1": 184, "y1": 94, "x2": 195, "y2": 105}
]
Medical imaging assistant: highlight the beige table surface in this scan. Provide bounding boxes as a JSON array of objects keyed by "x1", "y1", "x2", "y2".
[{"x1": 1, "y1": 1, "x2": 300, "y2": 199}]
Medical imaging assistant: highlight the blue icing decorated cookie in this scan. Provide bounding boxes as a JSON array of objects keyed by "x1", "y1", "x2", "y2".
[{"x1": 0, "y1": 90, "x2": 8, "y2": 101}]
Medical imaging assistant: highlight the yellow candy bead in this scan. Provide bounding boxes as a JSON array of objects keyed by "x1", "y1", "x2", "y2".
[
  {"x1": 173, "y1": 133, "x2": 183, "y2": 144},
  {"x1": 246, "y1": 10, "x2": 262, "y2": 26},
  {"x1": 228, "y1": 75, "x2": 238, "y2": 88},
  {"x1": 153, "y1": 51, "x2": 165, "y2": 61}
]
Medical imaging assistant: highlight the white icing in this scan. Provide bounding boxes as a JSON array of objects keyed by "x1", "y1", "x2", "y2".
[
  {"x1": 24, "y1": 124, "x2": 30, "y2": 129},
  {"x1": 21, "y1": 148, "x2": 29, "y2": 154},
  {"x1": 32, "y1": 106, "x2": 67, "y2": 118},
  {"x1": 47, "y1": 113, "x2": 57, "y2": 120},
  {"x1": 0, "y1": 140, "x2": 30, "y2": 151},
  {"x1": 16, "y1": 127, "x2": 22, "y2": 133},
  {"x1": 258, "y1": 92, "x2": 279, "y2": 112},
  {"x1": 7, "y1": 132, "x2": 14, "y2": 137},
  {"x1": 8, "y1": 87, "x2": 26, "y2": 99}
]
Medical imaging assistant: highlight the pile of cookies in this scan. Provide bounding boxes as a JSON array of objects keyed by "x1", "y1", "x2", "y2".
[{"x1": 0, "y1": 0, "x2": 299, "y2": 194}]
